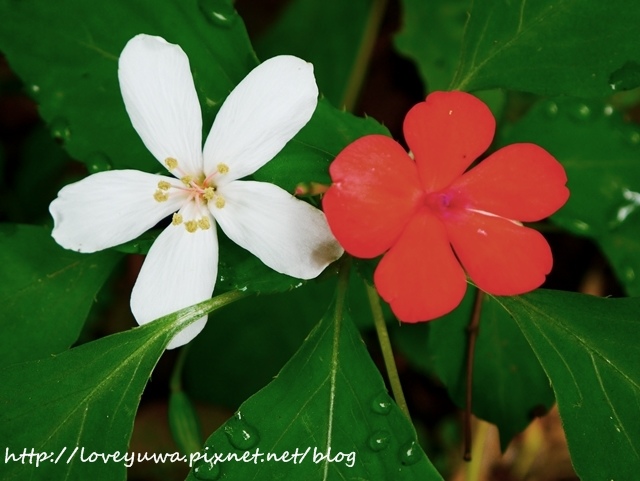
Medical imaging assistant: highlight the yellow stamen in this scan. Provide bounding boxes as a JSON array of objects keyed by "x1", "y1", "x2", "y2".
[
  {"x1": 153, "y1": 190, "x2": 168, "y2": 202},
  {"x1": 181, "y1": 175, "x2": 193, "y2": 186},
  {"x1": 198, "y1": 217, "x2": 211, "y2": 230},
  {"x1": 184, "y1": 220, "x2": 198, "y2": 233},
  {"x1": 203, "y1": 187, "x2": 216, "y2": 201},
  {"x1": 172, "y1": 213, "x2": 183, "y2": 225},
  {"x1": 215, "y1": 196, "x2": 226, "y2": 209},
  {"x1": 165, "y1": 157, "x2": 178, "y2": 169},
  {"x1": 157, "y1": 180, "x2": 171, "y2": 190},
  {"x1": 217, "y1": 163, "x2": 229, "y2": 174}
]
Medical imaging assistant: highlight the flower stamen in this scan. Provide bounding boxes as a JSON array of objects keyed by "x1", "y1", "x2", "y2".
[{"x1": 154, "y1": 190, "x2": 169, "y2": 202}]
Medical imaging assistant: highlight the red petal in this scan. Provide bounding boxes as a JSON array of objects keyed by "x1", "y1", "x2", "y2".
[
  {"x1": 404, "y1": 91, "x2": 496, "y2": 192},
  {"x1": 449, "y1": 143, "x2": 569, "y2": 222},
  {"x1": 323, "y1": 134, "x2": 422, "y2": 258},
  {"x1": 445, "y1": 211, "x2": 553, "y2": 295},
  {"x1": 374, "y1": 211, "x2": 467, "y2": 322}
]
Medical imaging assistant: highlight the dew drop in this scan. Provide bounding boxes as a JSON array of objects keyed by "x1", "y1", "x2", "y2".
[
  {"x1": 224, "y1": 412, "x2": 260, "y2": 450},
  {"x1": 625, "y1": 130, "x2": 640, "y2": 146},
  {"x1": 368, "y1": 430, "x2": 391, "y2": 452},
  {"x1": 86, "y1": 152, "x2": 113, "y2": 173},
  {"x1": 541, "y1": 100, "x2": 558, "y2": 118},
  {"x1": 193, "y1": 459, "x2": 221, "y2": 480},
  {"x1": 621, "y1": 263, "x2": 636, "y2": 283},
  {"x1": 371, "y1": 392, "x2": 393, "y2": 415},
  {"x1": 568, "y1": 102, "x2": 591, "y2": 122},
  {"x1": 198, "y1": 0, "x2": 238, "y2": 27},
  {"x1": 29, "y1": 84, "x2": 41, "y2": 96},
  {"x1": 50, "y1": 117, "x2": 71, "y2": 142},
  {"x1": 399, "y1": 440, "x2": 422, "y2": 466}
]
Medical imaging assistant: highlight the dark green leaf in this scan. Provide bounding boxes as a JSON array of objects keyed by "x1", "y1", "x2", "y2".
[
  {"x1": 394, "y1": 0, "x2": 470, "y2": 92},
  {"x1": 498, "y1": 290, "x2": 640, "y2": 481},
  {"x1": 183, "y1": 279, "x2": 336, "y2": 409},
  {"x1": 0, "y1": 292, "x2": 244, "y2": 481},
  {"x1": 0, "y1": 0, "x2": 256, "y2": 173},
  {"x1": 0, "y1": 223, "x2": 121, "y2": 365},
  {"x1": 500, "y1": 97, "x2": 640, "y2": 295},
  {"x1": 186, "y1": 294, "x2": 443, "y2": 480},
  {"x1": 449, "y1": 0, "x2": 640, "y2": 96},
  {"x1": 394, "y1": 288, "x2": 553, "y2": 449},
  {"x1": 255, "y1": 0, "x2": 380, "y2": 108},
  {"x1": 169, "y1": 391, "x2": 204, "y2": 456}
]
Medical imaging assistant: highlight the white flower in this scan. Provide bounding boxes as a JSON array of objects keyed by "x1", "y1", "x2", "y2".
[{"x1": 49, "y1": 34, "x2": 344, "y2": 349}]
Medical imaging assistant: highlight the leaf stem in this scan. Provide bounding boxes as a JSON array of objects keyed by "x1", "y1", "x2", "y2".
[
  {"x1": 464, "y1": 288, "x2": 485, "y2": 461},
  {"x1": 342, "y1": 0, "x2": 389, "y2": 111},
  {"x1": 365, "y1": 282, "x2": 411, "y2": 420}
]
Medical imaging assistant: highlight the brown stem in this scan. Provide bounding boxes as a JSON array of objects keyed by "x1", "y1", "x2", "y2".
[{"x1": 464, "y1": 288, "x2": 485, "y2": 461}]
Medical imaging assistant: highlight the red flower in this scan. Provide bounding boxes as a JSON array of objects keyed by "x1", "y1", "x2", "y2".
[{"x1": 323, "y1": 91, "x2": 569, "y2": 322}]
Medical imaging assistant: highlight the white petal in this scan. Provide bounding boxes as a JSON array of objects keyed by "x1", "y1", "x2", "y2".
[
  {"x1": 202, "y1": 55, "x2": 318, "y2": 183},
  {"x1": 50, "y1": 170, "x2": 185, "y2": 253},
  {"x1": 213, "y1": 181, "x2": 343, "y2": 279},
  {"x1": 130, "y1": 203, "x2": 218, "y2": 349},
  {"x1": 118, "y1": 34, "x2": 203, "y2": 176}
]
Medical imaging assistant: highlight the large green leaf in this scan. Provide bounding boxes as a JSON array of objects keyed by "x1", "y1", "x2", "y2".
[
  {"x1": 183, "y1": 278, "x2": 336, "y2": 409},
  {"x1": 394, "y1": 0, "x2": 470, "y2": 92},
  {"x1": 497, "y1": 290, "x2": 640, "y2": 481},
  {"x1": 449, "y1": 0, "x2": 640, "y2": 96},
  {"x1": 186, "y1": 285, "x2": 443, "y2": 480},
  {"x1": 255, "y1": 0, "x2": 381, "y2": 108},
  {"x1": 0, "y1": 223, "x2": 121, "y2": 365},
  {"x1": 0, "y1": 0, "x2": 256, "y2": 173},
  {"x1": 500, "y1": 97, "x2": 640, "y2": 295},
  {"x1": 0, "y1": 291, "x2": 244, "y2": 481},
  {"x1": 394, "y1": 288, "x2": 553, "y2": 450}
]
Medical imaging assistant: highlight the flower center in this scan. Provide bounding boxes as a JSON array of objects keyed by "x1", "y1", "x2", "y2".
[
  {"x1": 152, "y1": 157, "x2": 230, "y2": 233},
  {"x1": 424, "y1": 191, "x2": 453, "y2": 214}
]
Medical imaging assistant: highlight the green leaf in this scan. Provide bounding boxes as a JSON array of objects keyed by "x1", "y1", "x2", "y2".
[
  {"x1": 0, "y1": 223, "x2": 122, "y2": 365},
  {"x1": 394, "y1": 0, "x2": 470, "y2": 92},
  {"x1": 0, "y1": 291, "x2": 244, "y2": 481},
  {"x1": 394, "y1": 288, "x2": 553, "y2": 449},
  {"x1": 449, "y1": 0, "x2": 640, "y2": 96},
  {"x1": 0, "y1": 0, "x2": 256, "y2": 173},
  {"x1": 186, "y1": 287, "x2": 443, "y2": 480},
  {"x1": 499, "y1": 97, "x2": 640, "y2": 295},
  {"x1": 255, "y1": 0, "x2": 381, "y2": 108},
  {"x1": 497, "y1": 290, "x2": 640, "y2": 481},
  {"x1": 183, "y1": 278, "x2": 336, "y2": 409}
]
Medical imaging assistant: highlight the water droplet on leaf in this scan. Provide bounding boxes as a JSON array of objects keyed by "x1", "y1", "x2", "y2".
[
  {"x1": 198, "y1": 0, "x2": 237, "y2": 27},
  {"x1": 541, "y1": 100, "x2": 558, "y2": 118},
  {"x1": 399, "y1": 440, "x2": 422, "y2": 466},
  {"x1": 50, "y1": 118, "x2": 71, "y2": 142},
  {"x1": 368, "y1": 431, "x2": 391, "y2": 451},
  {"x1": 193, "y1": 459, "x2": 221, "y2": 480},
  {"x1": 86, "y1": 152, "x2": 113, "y2": 173},
  {"x1": 568, "y1": 102, "x2": 591, "y2": 122},
  {"x1": 625, "y1": 130, "x2": 640, "y2": 146},
  {"x1": 609, "y1": 61, "x2": 640, "y2": 91},
  {"x1": 224, "y1": 412, "x2": 260, "y2": 450},
  {"x1": 371, "y1": 392, "x2": 393, "y2": 415}
]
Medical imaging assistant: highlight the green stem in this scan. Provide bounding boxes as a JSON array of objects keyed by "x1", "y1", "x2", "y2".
[
  {"x1": 365, "y1": 282, "x2": 411, "y2": 420},
  {"x1": 342, "y1": 0, "x2": 389, "y2": 111}
]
